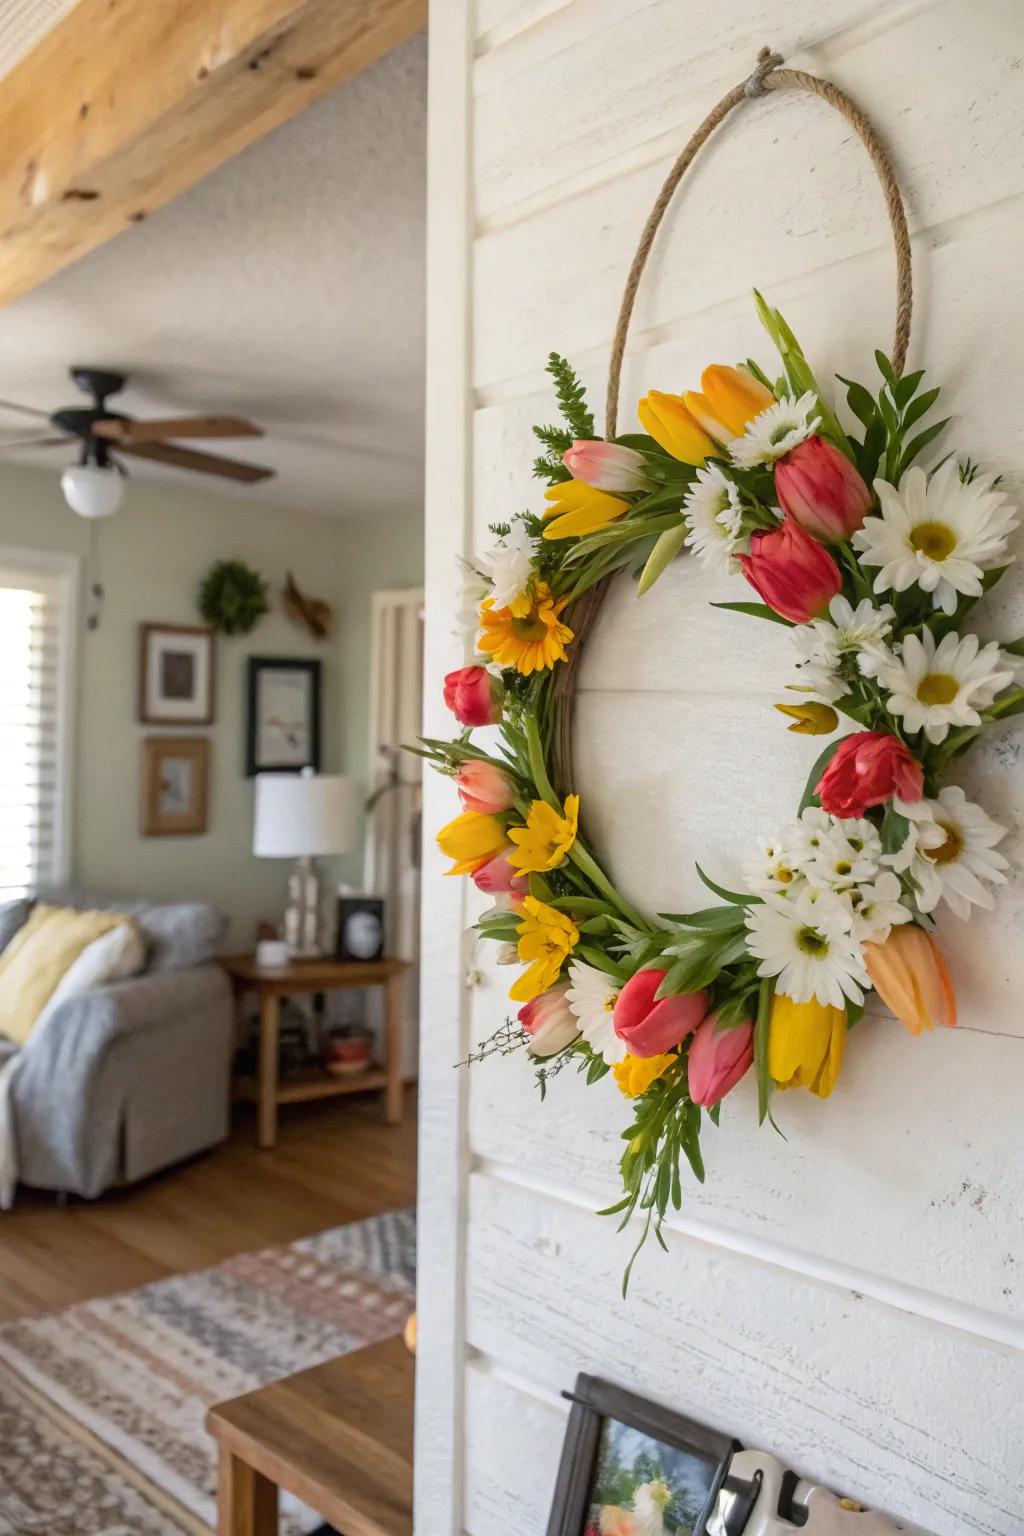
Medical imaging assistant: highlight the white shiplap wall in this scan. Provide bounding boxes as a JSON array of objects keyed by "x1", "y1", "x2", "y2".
[{"x1": 416, "y1": 4, "x2": 1024, "y2": 1534}]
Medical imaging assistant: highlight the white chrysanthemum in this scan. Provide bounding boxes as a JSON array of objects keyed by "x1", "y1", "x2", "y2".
[
  {"x1": 454, "y1": 568, "x2": 490, "y2": 643},
  {"x1": 745, "y1": 888, "x2": 869, "y2": 1008},
  {"x1": 790, "y1": 596, "x2": 896, "y2": 703},
  {"x1": 743, "y1": 831, "x2": 804, "y2": 898},
  {"x1": 801, "y1": 820, "x2": 884, "y2": 892},
  {"x1": 566, "y1": 959, "x2": 624, "y2": 1063},
  {"x1": 682, "y1": 465, "x2": 744, "y2": 573},
  {"x1": 853, "y1": 461, "x2": 1019, "y2": 615},
  {"x1": 477, "y1": 520, "x2": 536, "y2": 613},
  {"x1": 888, "y1": 787, "x2": 1009, "y2": 918},
  {"x1": 871, "y1": 629, "x2": 1013, "y2": 744},
  {"x1": 728, "y1": 391, "x2": 820, "y2": 469},
  {"x1": 850, "y1": 871, "x2": 914, "y2": 943}
]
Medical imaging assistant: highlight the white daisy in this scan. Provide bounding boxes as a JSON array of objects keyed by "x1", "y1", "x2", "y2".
[
  {"x1": 853, "y1": 461, "x2": 1019, "y2": 615},
  {"x1": 454, "y1": 568, "x2": 490, "y2": 643},
  {"x1": 787, "y1": 807, "x2": 882, "y2": 874},
  {"x1": 889, "y1": 787, "x2": 1009, "y2": 918},
  {"x1": 849, "y1": 871, "x2": 913, "y2": 943},
  {"x1": 728, "y1": 391, "x2": 820, "y2": 469},
  {"x1": 790, "y1": 596, "x2": 896, "y2": 703},
  {"x1": 872, "y1": 629, "x2": 1013, "y2": 744},
  {"x1": 477, "y1": 520, "x2": 536, "y2": 614},
  {"x1": 682, "y1": 465, "x2": 744, "y2": 573},
  {"x1": 801, "y1": 819, "x2": 884, "y2": 892},
  {"x1": 745, "y1": 888, "x2": 869, "y2": 1008},
  {"x1": 743, "y1": 831, "x2": 804, "y2": 898},
  {"x1": 565, "y1": 959, "x2": 624, "y2": 1063}
]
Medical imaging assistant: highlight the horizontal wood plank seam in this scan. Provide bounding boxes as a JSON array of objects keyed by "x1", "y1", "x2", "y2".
[{"x1": 472, "y1": 1158, "x2": 1024, "y2": 1356}]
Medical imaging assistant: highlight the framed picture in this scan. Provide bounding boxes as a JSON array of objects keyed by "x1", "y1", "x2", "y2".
[
  {"x1": 140, "y1": 737, "x2": 209, "y2": 836},
  {"x1": 336, "y1": 896, "x2": 385, "y2": 962},
  {"x1": 546, "y1": 1375, "x2": 738, "y2": 1536},
  {"x1": 139, "y1": 624, "x2": 215, "y2": 725},
  {"x1": 246, "y1": 657, "x2": 321, "y2": 776}
]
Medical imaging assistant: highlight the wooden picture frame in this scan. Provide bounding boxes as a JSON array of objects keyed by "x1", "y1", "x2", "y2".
[
  {"x1": 139, "y1": 623, "x2": 215, "y2": 725},
  {"x1": 546, "y1": 1375, "x2": 738, "y2": 1536},
  {"x1": 245, "y1": 657, "x2": 322, "y2": 776},
  {"x1": 140, "y1": 737, "x2": 209, "y2": 836}
]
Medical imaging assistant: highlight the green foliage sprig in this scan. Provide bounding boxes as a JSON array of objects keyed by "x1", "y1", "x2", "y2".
[
  {"x1": 198, "y1": 559, "x2": 269, "y2": 636},
  {"x1": 532, "y1": 352, "x2": 595, "y2": 482}
]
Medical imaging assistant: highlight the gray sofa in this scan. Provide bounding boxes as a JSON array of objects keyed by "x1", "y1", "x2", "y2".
[{"x1": 0, "y1": 888, "x2": 233, "y2": 1200}]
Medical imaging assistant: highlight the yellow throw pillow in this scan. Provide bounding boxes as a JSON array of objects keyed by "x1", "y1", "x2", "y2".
[{"x1": 0, "y1": 905, "x2": 134, "y2": 1046}]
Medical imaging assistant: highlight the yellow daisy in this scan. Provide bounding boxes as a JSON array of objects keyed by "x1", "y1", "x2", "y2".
[
  {"x1": 508, "y1": 896, "x2": 579, "y2": 1004},
  {"x1": 507, "y1": 795, "x2": 579, "y2": 873},
  {"x1": 613, "y1": 1051, "x2": 676, "y2": 1098},
  {"x1": 542, "y1": 480, "x2": 629, "y2": 540},
  {"x1": 478, "y1": 582, "x2": 573, "y2": 675}
]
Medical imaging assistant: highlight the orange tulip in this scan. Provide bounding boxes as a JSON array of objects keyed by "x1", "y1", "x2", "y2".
[
  {"x1": 699, "y1": 364, "x2": 775, "y2": 438},
  {"x1": 864, "y1": 927, "x2": 957, "y2": 1035}
]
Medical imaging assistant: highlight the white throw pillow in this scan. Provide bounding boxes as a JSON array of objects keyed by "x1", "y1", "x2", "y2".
[{"x1": 30, "y1": 921, "x2": 146, "y2": 1040}]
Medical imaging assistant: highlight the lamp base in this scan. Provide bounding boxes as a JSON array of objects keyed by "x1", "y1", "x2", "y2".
[{"x1": 283, "y1": 856, "x2": 322, "y2": 958}]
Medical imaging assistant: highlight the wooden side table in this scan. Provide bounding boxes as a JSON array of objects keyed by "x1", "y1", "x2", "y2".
[
  {"x1": 221, "y1": 955, "x2": 407, "y2": 1149},
  {"x1": 207, "y1": 1335, "x2": 413, "y2": 1536}
]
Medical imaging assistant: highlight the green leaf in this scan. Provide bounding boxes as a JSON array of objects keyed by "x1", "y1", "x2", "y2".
[
  {"x1": 754, "y1": 977, "x2": 774, "y2": 1126},
  {"x1": 901, "y1": 385, "x2": 940, "y2": 431},
  {"x1": 547, "y1": 896, "x2": 615, "y2": 916},
  {"x1": 880, "y1": 805, "x2": 910, "y2": 855},
  {"x1": 711, "y1": 600, "x2": 794, "y2": 628},
  {"x1": 875, "y1": 349, "x2": 899, "y2": 392},
  {"x1": 836, "y1": 374, "x2": 878, "y2": 430},
  {"x1": 637, "y1": 522, "x2": 688, "y2": 596},
  {"x1": 695, "y1": 864, "x2": 757, "y2": 906},
  {"x1": 798, "y1": 736, "x2": 852, "y2": 814},
  {"x1": 658, "y1": 906, "x2": 747, "y2": 932},
  {"x1": 893, "y1": 368, "x2": 925, "y2": 410},
  {"x1": 857, "y1": 416, "x2": 886, "y2": 485},
  {"x1": 1001, "y1": 636, "x2": 1024, "y2": 657},
  {"x1": 577, "y1": 945, "x2": 630, "y2": 982},
  {"x1": 897, "y1": 418, "x2": 951, "y2": 479}
]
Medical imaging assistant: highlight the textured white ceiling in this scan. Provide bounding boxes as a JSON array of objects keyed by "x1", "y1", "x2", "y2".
[{"x1": 0, "y1": 28, "x2": 427, "y2": 519}]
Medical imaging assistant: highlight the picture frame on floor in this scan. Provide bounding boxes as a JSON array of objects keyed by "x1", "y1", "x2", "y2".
[{"x1": 546, "y1": 1375, "x2": 737, "y2": 1536}]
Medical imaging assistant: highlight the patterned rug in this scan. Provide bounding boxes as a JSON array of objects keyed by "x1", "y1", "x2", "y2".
[{"x1": 0, "y1": 1207, "x2": 415, "y2": 1536}]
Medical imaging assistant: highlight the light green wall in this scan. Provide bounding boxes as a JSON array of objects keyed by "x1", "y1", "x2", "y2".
[{"x1": 0, "y1": 461, "x2": 423, "y2": 947}]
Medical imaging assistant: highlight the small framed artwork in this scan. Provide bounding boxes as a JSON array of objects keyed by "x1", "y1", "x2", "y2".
[
  {"x1": 336, "y1": 896, "x2": 385, "y2": 962},
  {"x1": 246, "y1": 657, "x2": 321, "y2": 776},
  {"x1": 546, "y1": 1375, "x2": 738, "y2": 1536},
  {"x1": 140, "y1": 737, "x2": 209, "y2": 836},
  {"x1": 139, "y1": 624, "x2": 215, "y2": 725}
]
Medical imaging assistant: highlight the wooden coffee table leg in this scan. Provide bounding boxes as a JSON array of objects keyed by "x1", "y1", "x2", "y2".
[
  {"x1": 257, "y1": 994, "x2": 280, "y2": 1150},
  {"x1": 385, "y1": 970, "x2": 404, "y2": 1125},
  {"x1": 218, "y1": 1444, "x2": 278, "y2": 1535}
]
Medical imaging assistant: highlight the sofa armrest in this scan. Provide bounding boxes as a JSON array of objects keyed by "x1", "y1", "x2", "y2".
[{"x1": 20, "y1": 963, "x2": 229, "y2": 1062}]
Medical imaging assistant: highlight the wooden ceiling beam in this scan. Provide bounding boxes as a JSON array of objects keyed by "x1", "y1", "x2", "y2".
[{"x1": 0, "y1": 0, "x2": 425, "y2": 308}]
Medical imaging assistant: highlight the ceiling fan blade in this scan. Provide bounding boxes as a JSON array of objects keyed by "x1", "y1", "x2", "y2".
[
  {"x1": 116, "y1": 439, "x2": 274, "y2": 483},
  {"x1": 0, "y1": 398, "x2": 52, "y2": 422},
  {"x1": 0, "y1": 434, "x2": 74, "y2": 449},
  {"x1": 93, "y1": 415, "x2": 263, "y2": 444}
]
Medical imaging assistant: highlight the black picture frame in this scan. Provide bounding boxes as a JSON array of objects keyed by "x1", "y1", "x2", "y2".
[
  {"x1": 546, "y1": 1375, "x2": 739, "y2": 1536},
  {"x1": 245, "y1": 657, "x2": 322, "y2": 777}
]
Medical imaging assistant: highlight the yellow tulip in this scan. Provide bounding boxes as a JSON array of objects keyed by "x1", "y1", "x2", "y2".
[
  {"x1": 613, "y1": 1051, "x2": 675, "y2": 1098},
  {"x1": 768, "y1": 992, "x2": 847, "y2": 1098},
  {"x1": 637, "y1": 390, "x2": 715, "y2": 465},
  {"x1": 775, "y1": 701, "x2": 839, "y2": 736},
  {"x1": 700, "y1": 364, "x2": 775, "y2": 437},
  {"x1": 542, "y1": 480, "x2": 628, "y2": 540},
  {"x1": 436, "y1": 810, "x2": 509, "y2": 877},
  {"x1": 508, "y1": 896, "x2": 579, "y2": 1004},
  {"x1": 507, "y1": 794, "x2": 579, "y2": 874},
  {"x1": 682, "y1": 389, "x2": 732, "y2": 443}
]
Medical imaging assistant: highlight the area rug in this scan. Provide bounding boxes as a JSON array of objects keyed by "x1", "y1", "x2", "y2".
[{"x1": 0, "y1": 1207, "x2": 415, "y2": 1536}]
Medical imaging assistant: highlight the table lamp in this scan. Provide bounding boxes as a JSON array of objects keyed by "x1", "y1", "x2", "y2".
[{"x1": 253, "y1": 769, "x2": 354, "y2": 957}]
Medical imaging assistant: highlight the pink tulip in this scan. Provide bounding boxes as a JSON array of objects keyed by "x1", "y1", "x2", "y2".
[
  {"x1": 687, "y1": 1015, "x2": 754, "y2": 1106},
  {"x1": 816, "y1": 731, "x2": 923, "y2": 819},
  {"x1": 443, "y1": 665, "x2": 503, "y2": 727},
  {"x1": 738, "y1": 515, "x2": 842, "y2": 624},
  {"x1": 472, "y1": 849, "x2": 529, "y2": 896},
  {"x1": 562, "y1": 440, "x2": 652, "y2": 493},
  {"x1": 775, "y1": 436, "x2": 871, "y2": 543},
  {"x1": 456, "y1": 760, "x2": 517, "y2": 814},
  {"x1": 613, "y1": 969, "x2": 708, "y2": 1059},
  {"x1": 518, "y1": 982, "x2": 580, "y2": 1056}
]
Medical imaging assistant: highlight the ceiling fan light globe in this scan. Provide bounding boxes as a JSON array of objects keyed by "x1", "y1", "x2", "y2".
[{"x1": 60, "y1": 462, "x2": 125, "y2": 519}]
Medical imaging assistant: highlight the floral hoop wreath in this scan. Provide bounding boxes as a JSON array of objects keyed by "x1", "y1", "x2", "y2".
[{"x1": 418, "y1": 50, "x2": 1022, "y2": 1282}]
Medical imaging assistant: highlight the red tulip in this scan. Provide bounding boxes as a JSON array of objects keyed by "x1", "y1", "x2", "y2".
[
  {"x1": 613, "y1": 969, "x2": 708, "y2": 1059},
  {"x1": 775, "y1": 436, "x2": 872, "y2": 543},
  {"x1": 816, "y1": 731, "x2": 924, "y2": 819},
  {"x1": 738, "y1": 515, "x2": 842, "y2": 624},
  {"x1": 687, "y1": 1014, "x2": 754, "y2": 1106},
  {"x1": 472, "y1": 849, "x2": 528, "y2": 896},
  {"x1": 443, "y1": 665, "x2": 503, "y2": 727},
  {"x1": 456, "y1": 760, "x2": 516, "y2": 814}
]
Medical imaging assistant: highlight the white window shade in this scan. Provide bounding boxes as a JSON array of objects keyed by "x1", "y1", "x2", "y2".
[{"x1": 0, "y1": 553, "x2": 77, "y2": 899}]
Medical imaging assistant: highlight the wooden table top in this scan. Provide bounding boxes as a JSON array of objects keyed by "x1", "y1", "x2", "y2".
[
  {"x1": 207, "y1": 1335, "x2": 414, "y2": 1536},
  {"x1": 220, "y1": 954, "x2": 407, "y2": 992}
]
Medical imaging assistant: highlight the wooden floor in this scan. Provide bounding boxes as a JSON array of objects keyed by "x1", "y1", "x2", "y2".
[{"x1": 0, "y1": 1090, "x2": 418, "y2": 1324}]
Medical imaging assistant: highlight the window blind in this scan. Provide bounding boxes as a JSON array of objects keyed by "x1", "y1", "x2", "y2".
[{"x1": 0, "y1": 561, "x2": 73, "y2": 899}]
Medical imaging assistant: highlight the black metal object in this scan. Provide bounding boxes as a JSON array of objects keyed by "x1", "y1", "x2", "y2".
[{"x1": 50, "y1": 365, "x2": 130, "y2": 465}]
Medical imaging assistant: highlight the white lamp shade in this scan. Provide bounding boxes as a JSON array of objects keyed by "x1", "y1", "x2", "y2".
[
  {"x1": 61, "y1": 462, "x2": 125, "y2": 519},
  {"x1": 253, "y1": 772, "x2": 355, "y2": 858}
]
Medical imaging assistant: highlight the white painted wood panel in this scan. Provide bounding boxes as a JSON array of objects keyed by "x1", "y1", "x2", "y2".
[
  {"x1": 418, "y1": 2, "x2": 1024, "y2": 1532},
  {"x1": 465, "y1": 1173, "x2": 1024, "y2": 1536}
]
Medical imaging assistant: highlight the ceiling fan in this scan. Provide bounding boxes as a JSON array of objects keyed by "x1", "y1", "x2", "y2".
[{"x1": 0, "y1": 366, "x2": 275, "y2": 518}]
